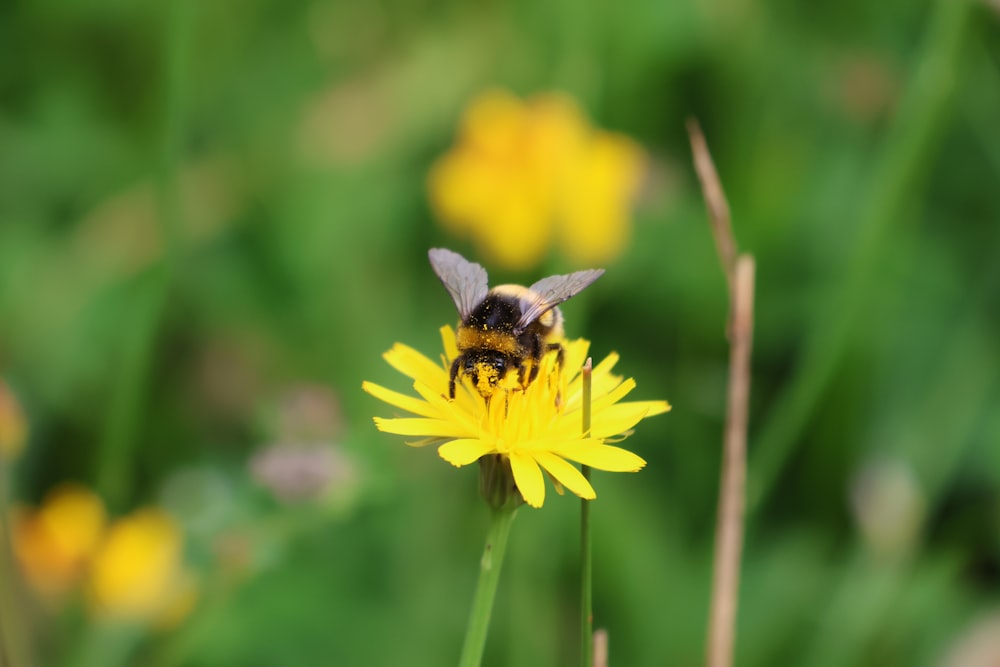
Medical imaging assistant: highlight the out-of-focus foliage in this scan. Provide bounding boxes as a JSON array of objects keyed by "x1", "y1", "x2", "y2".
[{"x1": 1, "y1": 0, "x2": 998, "y2": 665}]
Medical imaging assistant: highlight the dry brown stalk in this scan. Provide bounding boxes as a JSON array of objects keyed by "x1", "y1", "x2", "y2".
[
  {"x1": 594, "y1": 628, "x2": 609, "y2": 667},
  {"x1": 686, "y1": 118, "x2": 738, "y2": 292},
  {"x1": 687, "y1": 118, "x2": 757, "y2": 667}
]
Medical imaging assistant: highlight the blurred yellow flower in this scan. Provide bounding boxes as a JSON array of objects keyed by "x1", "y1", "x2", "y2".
[
  {"x1": 0, "y1": 380, "x2": 27, "y2": 460},
  {"x1": 11, "y1": 486, "x2": 195, "y2": 625},
  {"x1": 363, "y1": 326, "x2": 669, "y2": 508},
  {"x1": 88, "y1": 508, "x2": 189, "y2": 621},
  {"x1": 11, "y1": 484, "x2": 107, "y2": 597},
  {"x1": 428, "y1": 89, "x2": 647, "y2": 270}
]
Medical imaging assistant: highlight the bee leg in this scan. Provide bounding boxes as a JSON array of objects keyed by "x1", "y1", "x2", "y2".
[
  {"x1": 448, "y1": 356, "x2": 462, "y2": 399},
  {"x1": 545, "y1": 342, "x2": 565, "y2": 371},
  {"x1": 526, "y1": 359, "x2": 542, "y2": 385},
  {"x1": 545, "y1": 342, "x2": 566, "y2": 407},
  {"x1": 514, "y1": 362, "x2": 537, "y2": 393},
  {"x1": 520, "y1": 334, "x2": 544, "y2": 388}
]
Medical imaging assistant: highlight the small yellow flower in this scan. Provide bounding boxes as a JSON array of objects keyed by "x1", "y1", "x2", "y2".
[
  {"x1": 88, "y1": 508, "x2": 190, "y2": 621},
  {"x1": 363, "y1": 327, "x2": 669, "y2": 508},
  {"x1": 428, "y1": 89, "x2": 646, "y2": 270},
  {"x1": 11, "y1": 484, "x2": 106, "y2": 597},
  {"x1": 0, "y1": 380, "x2": 28, "y2": 460}
]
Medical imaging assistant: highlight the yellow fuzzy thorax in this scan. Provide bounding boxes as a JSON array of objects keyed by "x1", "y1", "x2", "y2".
[{"x1": 455, "y1": 326, "x2": 520, "y2": 355}]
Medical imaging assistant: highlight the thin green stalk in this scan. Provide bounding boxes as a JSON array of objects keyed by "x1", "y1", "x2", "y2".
[
  {"x1": 748, "y1": 0, "x2": 975, "y2": 512},
  {"x1": 60, "y1": 622, "x2": 142, "y2": 667},
  {"x1": 580, "y1": 358, "x2": 593, "y2": 667},
  {"x1": 95, "y1": 0, "x2": 190, "y2": 509},
  {"x1": 458, "y1": 507, "x2": 517, "y2": 667}
]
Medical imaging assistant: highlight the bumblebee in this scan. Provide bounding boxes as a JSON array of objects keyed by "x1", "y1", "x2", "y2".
[{"x1": 428, "y1": 248, "x2": 604, "y2": 399}]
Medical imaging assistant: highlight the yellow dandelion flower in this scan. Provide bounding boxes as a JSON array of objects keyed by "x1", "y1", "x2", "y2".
[
  {"x1": 428, "y1": 89, "x2": 646, "y2": 271},
  {"x1": 363, "y1": 326, "x2": 669, "y2": 508}
]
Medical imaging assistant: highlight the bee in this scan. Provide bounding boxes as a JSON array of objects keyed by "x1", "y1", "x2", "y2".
[{"x1": 428, "y1": 248, "x2": 604, "y2": 399}]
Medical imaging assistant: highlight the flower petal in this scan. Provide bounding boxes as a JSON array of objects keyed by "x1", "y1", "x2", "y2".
[
  {"x1": 384, "y1": 344, "x2": 447, "y2": 388},
  {"x1": 563, "y1": 355, "x2": 624, "y2": 410},
  {"x1": 412, "y1": 381, "x2": 480, "y2": 433},
  {"x1": 639, "y1": 400, "x2": 671, "y2": 417},
  {"x1": 561, "y1": 339, "x2": 591, "y2": 378},
  {"x1": 438, "y1": 439, "x2": 495, "y2": 467},
  {"x1": 439, "y1": 325, "x2": 459, "y2": 361},
  {"x1": 362, "y1": 382, "x2": 440, "y2": 418},
  {"x1": 588, "y1": 369, "x2": 625, "y2": 402},
  {"x1": 591, "y1": 377, "x2": 636, "y2": 410},
  {"x1": 591, "y1": 351, "x2": 620, "y2": 377},
  {"x1": 551, "y1": 442, "x2": 647, "y2": 472},
  {"x1": 373, "y1": 417, "x2": 468, "y2": 438},
  {"x1": 509, "y1": 452, "x2": 545, "y2": 508},
  {"x1": 533, "y1": 451, "x2": 596, "y2": 500},
  {"x1": 589, "y1": 402, "x2": 658, "y2": 438}
]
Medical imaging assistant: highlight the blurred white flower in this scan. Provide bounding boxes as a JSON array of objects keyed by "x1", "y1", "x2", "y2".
[
  {"x1": 250, "y1": 442, "x2": 357, "y2": 505},
  {"x1": 849, "y1": 456, "x2": 925, "y2": 561},
  {"x1": 274, "y1": 385, "x2": 344, "y2": 442}
]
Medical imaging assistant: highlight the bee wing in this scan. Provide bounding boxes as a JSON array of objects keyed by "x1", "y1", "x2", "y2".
[
  {"x1": 515, "y1": 269, "x2": 605, "y2": 333},
  {"x1": 428, "y1": 248, "x2": 490, "y2": 320}
]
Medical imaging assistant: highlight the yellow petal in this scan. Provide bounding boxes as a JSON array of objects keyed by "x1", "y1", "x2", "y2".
[
  {"x1": 589, "y1": 403, "x2": 657, "y2": 438},
  {"x1": 591, "y1": 377, "x2": 637, "y2": 411},
  {"x1": 88, "y1": 509, "x2": 181, "y2": 619},
  {"x1": 411, "y1": 381, "x2": 480, "y2": 433},
  {"x1": 641, "y1": 400, "x2": 671, "y2": 417},
  {"x1": 439, "y1": 326, "x2": 459, "y2": 362},
  {"x1": 362, "y1": 382, "x2": 439, "y2": 418},
  {"x1": 383, "y1": 344, "x2": 446, "y2": 388},
  {"x1": 591, "y1": 352, "x2": 620, "y2": 377},
  {"x1": 509, "y1": 452, "x2": 545, "y2": 508},
  {"x1": 551, "y1": 442, "x2": 647, "y2": 472},
  {"x1": 561, "y1": 339, "x2": 591, "y2": 378},
  {"x1": 428, "y1": 152, "x2": 481, "y2": 229},
  {"x1": 438, "y1": 439, "x2": 494, "y2": 467},
  {"x1": 461, "y1": 88, "x2": 526, "y2": 154},
  {"x1": 563, "y1": 354, "x2": 623, "y2": 409},
  {"x1": 372, "y1": 417, "x2": 469, "y2": 439},
  {"x1": 589, "y1": 370, "x2": 625, "y2": 401},
  {"x1": 533, "y1": 451, "x2": 596, "y2": 500}
]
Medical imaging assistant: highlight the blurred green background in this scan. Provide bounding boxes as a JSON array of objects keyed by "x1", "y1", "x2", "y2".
[{"x1": 2, "y1": 0, "x2": 1000, "y2": 665}]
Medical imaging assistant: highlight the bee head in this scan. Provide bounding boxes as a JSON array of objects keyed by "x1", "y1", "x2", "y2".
[{"x1": 467, "y1": 352, "x2": 509, "y2": 398}]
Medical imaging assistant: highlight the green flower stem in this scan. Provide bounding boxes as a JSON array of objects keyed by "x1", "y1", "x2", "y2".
[
  {"x1": 458, "y1": 506, "x2": 517, "y2": 667},
  {"x1": 61, "y1": 621, "x2": 142, "y2": 667},
  {"x1": 580, "y1": 358, "x2": 593, "y2": 667}
]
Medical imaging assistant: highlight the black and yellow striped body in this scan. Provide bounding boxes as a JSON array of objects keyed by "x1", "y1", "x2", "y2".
[{"x1": 451, "y1": 285, "x2": 565, "y2": 399}]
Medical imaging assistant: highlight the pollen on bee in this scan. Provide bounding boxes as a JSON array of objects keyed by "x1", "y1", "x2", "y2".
[
  {"x1": 456, "y1": 327, "x2": 519, "y2": 355},
  {"x1": 474, "y1": 363, "x2": 501, "y2": 396}
]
